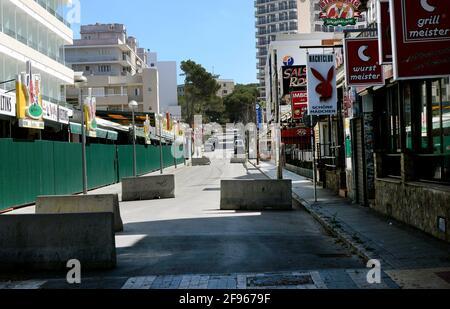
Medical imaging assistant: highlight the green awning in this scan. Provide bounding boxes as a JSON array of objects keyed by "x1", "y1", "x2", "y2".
[
  {"x1": 106, "y1": 130, "x2": 118, "y2": 141},
  {"x1": 96, "y1": 128, "x2": 108, "y2": 139},
  {"x1": 70, "y1": 123, "x2": 82, "y2": 135},
  {"x1": 69, "y1": 123, "x2": 118, "y2": 141}
]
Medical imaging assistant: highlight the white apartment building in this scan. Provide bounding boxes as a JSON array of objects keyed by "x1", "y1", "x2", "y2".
[
  {"x1": 65, "y1": 23, "x2": 160, "y2": 113},
  {"x1": 0, "y1": 0, "x2": 74, "y2": 133},
  {"x1": 65, "y1": 23, "x2": 147, "y2": 78}
]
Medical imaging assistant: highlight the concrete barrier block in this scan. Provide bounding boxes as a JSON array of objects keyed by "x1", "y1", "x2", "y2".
[
  {"x1": 230, "y1": 157, "x2": 247, "y2": 164},
  {"x1": 122, "y1": 174, "x2": 175, "y2": 201},
  {"x1": 0, "y1": 213, "x2": 116, "y2": 271},
  {"x1": 221, "y1": 180, "x2": 292, "y2": 211},
  {"x1": 192, "y1": 157, "x2": 211, "y2": 166},
  {"x1": 36, "y1": 194, "x2": 123, "y2": 232}
]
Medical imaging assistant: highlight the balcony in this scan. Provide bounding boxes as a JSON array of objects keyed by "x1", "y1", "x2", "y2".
[{"x1": 95, "y1": 95, "x2": 130, "y2": 107}]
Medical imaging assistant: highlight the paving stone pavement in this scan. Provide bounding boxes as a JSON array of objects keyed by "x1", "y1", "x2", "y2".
[
  {"x1": 0, "y1": 269, "x2": 400, "y2": 289},
  {"x1": 249, "y1": 160, "x2": 450, "y2": 272}
]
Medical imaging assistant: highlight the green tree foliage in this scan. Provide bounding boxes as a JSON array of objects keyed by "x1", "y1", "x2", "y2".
[
  {"x1": 179, "y1": 60, "x2": 227, "y2": 124},
  {"x1": 223, "y1": 84, "x2": 258, "y2": 124}
]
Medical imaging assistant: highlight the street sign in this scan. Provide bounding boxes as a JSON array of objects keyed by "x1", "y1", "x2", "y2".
[
  {"x1": 344, "y1": 38, "x2": 385, "y2": 87},
  {"x1": 390, "y1": 0, "x2": 450, "y2": 80},
  {"x1": 307, "y1": 54, "x2": 337, "y2": 116},
  {"x1": 377, "y1": 0, "x2": 392, "y2": 64},
  {"x1": 0, "y1": 91, "x2": 16, "y2": 117}
]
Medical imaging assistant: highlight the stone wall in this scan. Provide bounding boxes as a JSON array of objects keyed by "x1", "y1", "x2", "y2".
[
  {"x1": 375, "y1": 179, "x2": 450, "y2": 242},
  {"x1": 346, "y1": 170, "x2": 355, "y2": 201},
  {"x1": 325, "y1": 170, "x2": 340, "y2": 194}
]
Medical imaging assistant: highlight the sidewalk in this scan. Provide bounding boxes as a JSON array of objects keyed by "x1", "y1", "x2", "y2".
[{"x1": 250, "y1": 160, "x2": 450, "y2": 289}]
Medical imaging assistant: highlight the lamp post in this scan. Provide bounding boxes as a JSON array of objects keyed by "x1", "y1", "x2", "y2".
[
  {"x1": 159, "y1": 114, "x2": 164, "y2": 174},
  {"x1": 129, "y1": 100, "x2": 138, "y2": 177},
  {"x1": 74, "y1": 73, "x2": 88, "y2": 194}
]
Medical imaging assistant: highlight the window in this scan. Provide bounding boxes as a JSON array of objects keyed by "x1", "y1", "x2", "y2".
[{"x1": 98, "y1": 65, "x2": 111, "y2": 73}]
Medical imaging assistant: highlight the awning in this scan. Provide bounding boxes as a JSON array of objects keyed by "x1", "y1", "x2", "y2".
[{"x1": 69, "y1": 123, "x2": 118, "y2": 141}]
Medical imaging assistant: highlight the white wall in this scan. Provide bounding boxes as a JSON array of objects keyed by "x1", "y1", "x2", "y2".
[{"x1": 156, "y1": 61, "x2": 179, "y2": 116}]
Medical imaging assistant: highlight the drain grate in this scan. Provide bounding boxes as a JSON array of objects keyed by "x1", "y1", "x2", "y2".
[{"x1": 246, "y1": 274, "x2": 314, "y2": 287}]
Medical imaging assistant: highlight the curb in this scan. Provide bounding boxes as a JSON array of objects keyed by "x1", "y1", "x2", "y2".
[{"x1": 248, "y1": 160, "x2": 386, "y2": 267}]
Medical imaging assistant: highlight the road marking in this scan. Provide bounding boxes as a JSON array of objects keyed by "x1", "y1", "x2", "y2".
[
  {"x1": 0, "y1": 280, "x2": 46, "y2": 289},
  {"x1": 121, "y1": 276, "x2": 157, "y2": 289}
]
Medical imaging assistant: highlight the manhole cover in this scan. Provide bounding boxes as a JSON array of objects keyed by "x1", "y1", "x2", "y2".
[
  {"x1": 247, "y1": 274, "x2": 314, "y2": 287},
  {"x1": 436, "y1": 271, "x2": 450, "y2": 284}
]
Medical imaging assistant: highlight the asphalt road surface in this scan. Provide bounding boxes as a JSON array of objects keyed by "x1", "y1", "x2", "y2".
[{"x1": 5, "y1": 137, "x2": 364, "y2": 284}]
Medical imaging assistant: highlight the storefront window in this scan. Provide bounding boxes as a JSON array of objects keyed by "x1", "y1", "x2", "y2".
[
  {"x1": 404, "y1": 83, "x2": 412, "y2": 150},
  {"x1": 421, "y1": 82, "x2": 429, "y2": 151},
  {"x1": 442, "y1": 78, "x2": 450, "y2": 154},
  {"x1": 432, "y1": 80, "x2": 442, "y2": 154},
  {"x1": 388, "y1": 86, "x2": 400, "y2": 153}
]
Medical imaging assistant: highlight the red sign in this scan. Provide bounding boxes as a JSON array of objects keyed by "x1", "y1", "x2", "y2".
[
  {"x1": 390, "y1": 0, "x2": 450, "y2": 80},
  {"x1": 291, "y1": 91, "x2": 308, "y2": 120},
  {"x1": 281, "y1": 128, "x2": 312, "y2": 145},
  {"x1": 378, "y1": 0, "x2": 392, "y2": 64},
  {"x1": 344, "y1": 38, "x2": 384, "y2": 87}
]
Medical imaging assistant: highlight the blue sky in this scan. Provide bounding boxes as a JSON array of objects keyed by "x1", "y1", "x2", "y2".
[{"x1": 73, "y1": 0, "x2": 257, "y2": 85}]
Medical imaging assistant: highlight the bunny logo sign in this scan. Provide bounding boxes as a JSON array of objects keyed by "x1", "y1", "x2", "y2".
[{"x1": 307, "y1": 54, "x2": 337, "y2": 116}]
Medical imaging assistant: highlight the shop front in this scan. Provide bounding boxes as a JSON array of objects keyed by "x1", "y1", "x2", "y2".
[{"x1": 372, "y1": 77, "x2": 450, "y2": 242}]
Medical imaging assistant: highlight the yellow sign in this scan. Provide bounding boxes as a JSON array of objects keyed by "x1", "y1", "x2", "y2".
[
  {"x1": 16, "y1": 72, "x2": 44, "y2": 129},
  {"x1": 83, "y1": 96, "x2": 97, "y2": 137}
]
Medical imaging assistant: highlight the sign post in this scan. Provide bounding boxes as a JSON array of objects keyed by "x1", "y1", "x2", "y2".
[{"x1": 378, "y1": 0, "x2": 392, "y2": 64}]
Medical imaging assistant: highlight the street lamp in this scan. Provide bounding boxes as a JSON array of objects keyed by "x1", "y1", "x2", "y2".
[
  {"x1": 74, "y1": 73, "x2": 88, "y2": 194},
  {"x1": 159, "y1": 114, "x2": 164, "y2": 175},
  {"x1": 129, "y1": 100, "x2": 138, "y2": 177}
]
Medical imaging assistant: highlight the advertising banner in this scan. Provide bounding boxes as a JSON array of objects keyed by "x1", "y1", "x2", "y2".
[
  {"x1": 83, "y1": 96, "x2": 97, "y2": 137},
  {"x1": 0, "y1": 92, "x2": 16, "y2": 117},
  {"x1": 282, "y1": 65, "x2": 307, "y2": 97},
  {"x1": 307, "y1": 54, "x2": 337, "y2": 116},
  {"x1": 344, "y1": 38, "x2": 384, "y2": 87},
  {"x1": 16, "y1": 70, "x2": 44, "y2": 130},
  {"x1": 319, "y1": 0, "x2": 362, "y2": 26},
  {"x1": 291, "y1": 91, "x2": 308, "y2": 120},
  {"x1": 390, "y1": 0, "x2": 450, "y2": 80},
  {"x1": 42, "y1": 100, "x2": 72, "y2": 124},
  {"x1": 256, "y1": 103, "x2": 263, "y2": 130},
  {"x1": 144, "y1": 114, "x2": 151, "y2": 144},
  {"x1": 378, "y1": 0, "x2": 392, "y2": 64}
]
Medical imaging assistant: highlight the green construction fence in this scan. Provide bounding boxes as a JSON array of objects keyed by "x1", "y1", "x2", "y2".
[{"x1": 0, "y1": 139, "x2": 184, "y2": 211}]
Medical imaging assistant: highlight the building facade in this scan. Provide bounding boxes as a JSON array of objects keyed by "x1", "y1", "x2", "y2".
[
  {"x1": 216, "y1": 79, "x2": 235, "y2": 98},
  {"x1": 0, "y1": 0, "x2": 74, "y2": 138},
  {"x1": 153, "y1": 58, "x2": 181, "y2": 120},
  {"x1": 255, "y1": 0, "x2": 369, "y2": 102},
  {"x1": 255, "y1": 0, "x2": 300, "y2": 101},
  {"x1": 65, "y1": 23, "x2": 160, "y2": 113}
]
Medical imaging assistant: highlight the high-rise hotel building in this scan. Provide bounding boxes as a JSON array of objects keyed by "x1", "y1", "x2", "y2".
[
  {"x1": 255, "y1": 0, "x2": 300, "y2": 101},
  {"x1": 0, "y1": 0, "x2": 74, "y2": 130}
]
